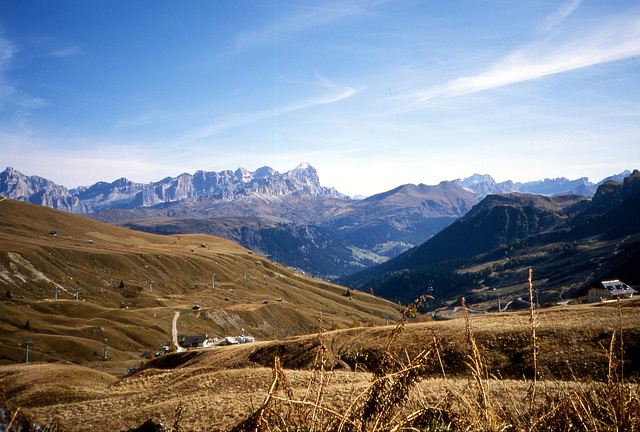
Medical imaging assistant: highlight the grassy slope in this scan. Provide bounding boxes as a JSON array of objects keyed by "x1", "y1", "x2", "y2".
[
  {"x1": 2, "y1": 298, "x2": 639, "y2": 431},
  {"x1": 0, "y1": 198, "x2": 401, "y2": 367}
]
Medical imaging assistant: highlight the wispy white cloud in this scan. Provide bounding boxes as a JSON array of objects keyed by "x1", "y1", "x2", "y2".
[
  {"x1": 48, "y1": 46, "x2": 81, "y2": 57},
  {"x1": 413, "y1": 12, "x2": 640, "y2": 104},
  {"x1": 0, "y1": 37, "x2": 17, "y2": 100},
  {"x1": 0, "y1": 36, "x2": 49, "y2": 117},
  {"x1": 181, "y1": 85, "x2": 362, "y2": 144},
  {"x1": 540, "y1": 0, "x2": 581, "y2": 32},
  {"x1": 0, "y1": 37, "x2": 16, "y2": 65},
  {"x1": 113, "y1": 109, "x2": 170, "y2": 130}
]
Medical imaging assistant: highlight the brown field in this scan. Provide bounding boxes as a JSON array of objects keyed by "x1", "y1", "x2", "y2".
[
  {"x1": 1, "y1": 198, "x2": 639, "y2": 430},
  {"x1": 1, "y1": 298, "x2": 639, "y2": 431},
  {"x1": 0, "y1": 199, "x2": 402, "y2": 367}
]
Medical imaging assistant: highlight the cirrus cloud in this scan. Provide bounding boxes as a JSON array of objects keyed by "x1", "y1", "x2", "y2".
[{"x1": 414, "y1": 12, "x2": 640, "y2": 104}]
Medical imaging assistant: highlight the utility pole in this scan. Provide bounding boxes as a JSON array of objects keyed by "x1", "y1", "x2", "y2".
[
  {"x1": 211, "y1": 274, "x2": 215, "y2": 290},
  {"x1": 53, "y1": 288, "x2": 60, "y2": 300},
  {"x1": 25, "y1": 339, "x2": 33, "y2": 363},
  {"x1": 103, "y1": 344, "x2": 110, "y2": 359},
  {"x1": 147, "y1": 280, "x2": 154, "y2": 293},
  {"x1": 74, "y1": 288, "x2": 81, "y2": 300},
  {"x1": 382, "y1": 314, "x2": 390, "y2": 326},
  {"x1": 243, "y1": 270, "x2": 247, "y2": 280}
]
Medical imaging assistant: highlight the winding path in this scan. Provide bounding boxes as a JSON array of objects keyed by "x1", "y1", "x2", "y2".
[{"x1": 172, "y1": 311, "x2": 186, "y2": 352}]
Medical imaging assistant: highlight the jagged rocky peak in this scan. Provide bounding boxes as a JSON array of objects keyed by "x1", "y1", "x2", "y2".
[
  {"x1": 287, "y1": 163, "x2": 320, "y2": 186},
  {"x1": 253, "y1": 166, "x2": 278, "y2": 179},
  {"x1": 234, "y1": 167, "x2": 252, "y2": 183},
  {"x1": 0, "y1": 163, "x2": 345, "y2": 214},
  {"x1": 597, "y1": 170, "x2": 632, "y2": 186},
  {"x1": 462, "y1": 173, "x2": 496, "y2": 187},
  {"x1": 622, "y1": 169, "x2": 640, "y2": 197},
  {"x1": 0, "y1": 166, "x2": 86, "y2": 212},
  {"x1": 0, "y1": 166, "x2": 71, "y2": 198}
]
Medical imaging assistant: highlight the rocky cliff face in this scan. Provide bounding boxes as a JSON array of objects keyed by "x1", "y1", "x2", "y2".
[
  {"x1": 1, "y1": 164, "x2": 346, "y2": 214},
  {"x1": 0, "y1": 167, "x2": 88, "y2": 213}
]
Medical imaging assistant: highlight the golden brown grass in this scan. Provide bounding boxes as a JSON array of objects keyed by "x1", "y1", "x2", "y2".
[
  {"x1": 1, "y1": 296, "x2": 638, "y2": 431},
  {"x1": 1, "y1": 198, "x2": 401, "y2": 367},
  {"x1": 224, "y1": 296, "x2": 639, "y2": 432}
]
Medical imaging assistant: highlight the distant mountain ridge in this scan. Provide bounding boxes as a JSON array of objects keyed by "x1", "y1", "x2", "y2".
[
  {"x1": 454, "y1": 170, "x2": 631, "y2": 198},
  {"x1": 2, "y1": 165, "x2": 630, "y2": 214},
  {"x1": 343, "y1": 170, "x2": 640, "y2": 306},
  {"x1": 0, "y1": 163, "x2": 346, "y2": 214},
  {"x1": 96, "y1": 180, "x2": 480, "y2": 279},
  {"x1": 0, "y1": 165, "x2": 633, "y2": 281}
]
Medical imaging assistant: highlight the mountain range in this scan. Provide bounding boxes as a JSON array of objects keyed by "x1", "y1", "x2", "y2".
[
  {"x1": 342, "y1": 170, "x2": 640, "y2": 307},
  {"x1": 0, "y1": 165, "x2": 632, "y2": 281},
  {"x1": 0, "y1": 163, "x2": 345, "y2": 214},
  {"x1": 1, "y1": 165, "x2": 630, "y2": 214}
]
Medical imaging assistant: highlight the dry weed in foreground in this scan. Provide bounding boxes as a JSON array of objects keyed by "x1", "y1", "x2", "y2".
[
  {"x1": 230, "y1": 287, "x2": 639, "y2": 432},
  {"x1": 230, "y1": 296, "x2": 455, "y2": 432}
]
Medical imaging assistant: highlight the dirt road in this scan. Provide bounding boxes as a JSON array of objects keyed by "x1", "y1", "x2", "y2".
[{"x1": 172, "y1": 311, "x2": 185, "y2": 352}]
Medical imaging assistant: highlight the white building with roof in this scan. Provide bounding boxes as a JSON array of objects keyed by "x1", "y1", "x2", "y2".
[{"x1": 588, "y1": 280, "x2": 636, "y2": 303}]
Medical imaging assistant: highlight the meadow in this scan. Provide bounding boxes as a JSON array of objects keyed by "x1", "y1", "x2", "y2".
[{"x1": 1, "y1": 296, "x2": 639, "y2": 431}]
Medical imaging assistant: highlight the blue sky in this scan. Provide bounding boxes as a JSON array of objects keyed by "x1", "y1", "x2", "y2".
[{"x1": 1, "y1": 1, "x2": 639, "y2": 197}]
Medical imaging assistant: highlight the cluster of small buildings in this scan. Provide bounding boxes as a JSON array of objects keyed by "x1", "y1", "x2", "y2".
[{"x1": 181, "y1": 334, "x2": 254, "y2": 349}]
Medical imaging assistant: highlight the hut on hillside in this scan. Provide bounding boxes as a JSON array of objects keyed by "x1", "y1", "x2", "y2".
[{"x1": 587, "y1": 280, "x2": 636, "y2": 303}]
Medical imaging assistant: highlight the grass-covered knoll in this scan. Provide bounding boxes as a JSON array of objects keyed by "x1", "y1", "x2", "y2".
[{"x1": 1, "y1": 297, "x2": 638, "y2": 431}]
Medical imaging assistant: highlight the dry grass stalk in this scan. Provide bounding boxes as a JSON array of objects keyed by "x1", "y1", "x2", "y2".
[
  {"x1": 528, "y1": 267, "x2": 540, "y2": 415},
  {"x1": 617, "y1": 298, "x2": 624, "y2": 385},
  {"x1": 173, "y1": 401, "x2": 184, "y2": 432},
  {"x1": 230, "y1": 357, "x2": 286, "y2": 432},
  {"x1": 310, "y1": 312, "x2": 330, "y2": 431},
  {"x1": 432, "y1": 330, "x2": 447, "y2": 380},
  {"x1": 229, "y1": 296, "x2": 442, "y2": 432},
  {"x1": 607, "y1": 330, "x2": 616, "y2": 385},
  {"x1": 462, "y1": 296, "x2": 495, "y2": 430},
  {"x1": 339, "y1": 295, "x2": 433, "y2": 432}
]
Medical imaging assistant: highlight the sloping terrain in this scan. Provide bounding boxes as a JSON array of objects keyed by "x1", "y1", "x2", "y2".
[
  {"x1": 1, "y1": 299, "x2": 639, "y2": 431},
  {"x1": 3, "y1": 166, "x2": 632, "y2": 284},
  {"x1": 92, "y1": 181, "x2": 478, "y2": 279},
  {"x1": 116, "y1": 216, "x2": 386, "y2": 281},
  {"x1": 0, "y1": 198, "x2": 401, "y2": 366},
  {"x1": 344, "y1": 170, "x2": 640, "y2": 306},
  {"x1": 93, "y1": 180, "x2": 478, "y2": 258}
]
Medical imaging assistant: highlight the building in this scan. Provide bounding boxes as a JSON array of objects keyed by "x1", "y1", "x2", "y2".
[
  {"x1": 587, "y1": 280, "x2": 636, "y2": 303},
  {"x1": 181, "y1": 335, "x2": 210, "y2": 348}
]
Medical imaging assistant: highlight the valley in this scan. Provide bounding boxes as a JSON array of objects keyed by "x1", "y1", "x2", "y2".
[
  {"x1": 1, "y1": 168, "x2": 640, "y2": 431},
  {"x1": 4, "y1": 165, "x2": 629, "y2": 282}
]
